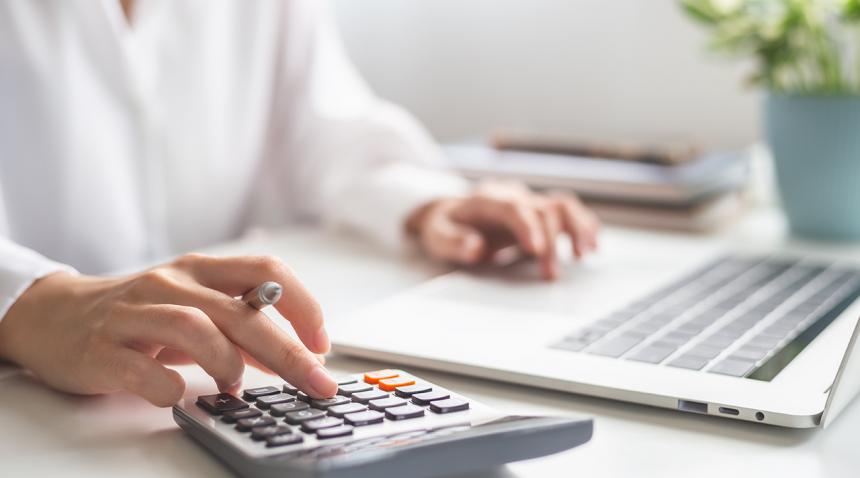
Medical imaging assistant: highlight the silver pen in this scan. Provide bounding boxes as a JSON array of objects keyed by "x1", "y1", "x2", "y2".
[{"x1": 241, "y1": 281, "x2": 283, "y2": 310}]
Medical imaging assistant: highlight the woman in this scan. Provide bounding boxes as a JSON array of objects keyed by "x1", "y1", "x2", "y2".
[{"x1": 0, "y1": 0, "x2": 599, "y2": 406}]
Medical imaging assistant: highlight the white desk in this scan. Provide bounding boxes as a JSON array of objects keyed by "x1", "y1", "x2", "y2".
[{"x1": 3, "y1": 210, "x2": 860, "y2": 478}]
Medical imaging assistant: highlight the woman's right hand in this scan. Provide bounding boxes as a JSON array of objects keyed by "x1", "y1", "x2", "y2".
[{"x1": 0, "y1": 254, "x2": 338, "y2": 406}]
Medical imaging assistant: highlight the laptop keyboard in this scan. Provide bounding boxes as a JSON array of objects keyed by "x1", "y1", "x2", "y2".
[{"x1": 552, "y1": 256, "x2": 860, "y2": 380}]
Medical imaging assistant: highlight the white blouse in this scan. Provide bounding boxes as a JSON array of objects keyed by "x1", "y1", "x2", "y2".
[{"x1": 0, "y1": 0, "x2": 468, "y2": 319}]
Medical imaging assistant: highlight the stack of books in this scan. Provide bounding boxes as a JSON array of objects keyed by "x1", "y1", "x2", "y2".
[{"x1": 444, "y1": 138, "x2": 751, "y2": 233}]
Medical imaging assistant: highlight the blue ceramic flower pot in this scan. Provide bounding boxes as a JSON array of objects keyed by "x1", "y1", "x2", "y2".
[{"x1": 766, "y1": 93, "x2": 860, "y2": 240}]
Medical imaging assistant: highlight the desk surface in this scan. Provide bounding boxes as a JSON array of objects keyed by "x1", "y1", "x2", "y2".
[{"x1": 2, "y1": 209, "x2": 860, "y2": 478}]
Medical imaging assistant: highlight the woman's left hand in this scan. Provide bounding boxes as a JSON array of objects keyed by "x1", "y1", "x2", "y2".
[{"x1": 407, "y1": 180, "x2": 601, "y2": 280}]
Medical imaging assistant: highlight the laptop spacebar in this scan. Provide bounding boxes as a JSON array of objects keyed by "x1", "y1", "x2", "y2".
[{"x1": 748, "y1": 288, "x2": 860, "y2": 381}]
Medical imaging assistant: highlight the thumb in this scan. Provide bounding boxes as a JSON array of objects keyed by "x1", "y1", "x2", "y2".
[{"x1": 422, "y1": 214, "x2": 487, "y2": 265}]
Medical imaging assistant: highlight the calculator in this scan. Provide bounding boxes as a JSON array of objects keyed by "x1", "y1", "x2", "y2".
[{"x1": 173, "y1": 369, "x2": 593, "y2": 478}]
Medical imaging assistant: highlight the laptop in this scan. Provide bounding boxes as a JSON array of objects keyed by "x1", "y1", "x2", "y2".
[{"x1": 330, "y1": 229, "x2": 860, "y2": 428}]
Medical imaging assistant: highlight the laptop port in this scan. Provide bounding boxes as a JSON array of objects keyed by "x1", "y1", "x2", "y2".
[
  {"x1": 718, "y1": 407, "x2": 740, "y2": 416},
  {"x1": 677, "y1": 400, "x2": 707, "y2": 414}
]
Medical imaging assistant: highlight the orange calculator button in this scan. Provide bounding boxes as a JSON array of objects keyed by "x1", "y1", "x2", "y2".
[
  {"x1": 364, "y1": 369, "x2": 399, "y2": 384},
  {"x1": 378, "y1": 377, "x2": 416, "y2": 392}
]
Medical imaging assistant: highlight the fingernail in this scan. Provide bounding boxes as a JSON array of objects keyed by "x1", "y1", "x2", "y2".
[
  {"x1": 307, "y1": 365, "x2": 337, "y2": 398},
  {"x1": 315, "y1": 327, "x2": 330, "y2": 354}
]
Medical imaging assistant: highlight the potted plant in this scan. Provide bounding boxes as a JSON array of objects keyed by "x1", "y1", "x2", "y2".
[{"x1": 681, "y1": 0, "x2": 860, "y2": 240}]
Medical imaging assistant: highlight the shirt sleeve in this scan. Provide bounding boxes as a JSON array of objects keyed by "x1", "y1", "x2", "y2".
[
  {"x1": 0, "y1": 237, "x2": 76, "y2": 322},
  {"x1": 272, "y1": 0, "x2": 471, "y2": 249}
]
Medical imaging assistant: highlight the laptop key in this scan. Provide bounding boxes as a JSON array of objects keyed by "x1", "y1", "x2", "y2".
[
  {"x1": 702, "y1": 333, "x2": 736, "y2": 348},
  {"x1": 627, "y1": 344, "x2": 675, "y2": 364},
  {"x1": 709, "y1": 358, "x2": 756, "y2": 377},
  {"x1": 589, "y1": 333, "x2": 642, "y2": 358},
  {"x1": 270, "y1": 401, "x2": 310, "y2": 416},
  {"x1": 284, "y1": 408, "x2": 327, "y2": 425},
  {"x1": 196, "y1": 393, "x2": 249, "y2": 415},
  {"x1": 242, "y1": 386, "x2": 280, "y2": 401},
  {"x1": 429, "y1": 398, "x2": 470, "y2": 414},
  {"x1": 222, "y1": 408, "x2": 262, "y2": 424},
  {"x1": 351, "y1": 389, "x2": 389, "y2": 404},
  {"x1": 552, "y1": 338, "x2": 590, "y2": 352},
  {"x1": 686, "y1": 344, "x2": 723, "y2": 360},
  {"x1": 256, "y1": 393, "x2": 295, "y2": 409},
  {"x1": 327, "y1": 402, "x2": 367, "y2": 418},
  {"x1": 667, "y1": 355, "x2": 710, "y2": 371},
  {"x1": 344, "y1": 410, "x2": 385, "y2": 427},
  {"x1": 730, "y1": 346, "x2": 769, "y2": 362}
]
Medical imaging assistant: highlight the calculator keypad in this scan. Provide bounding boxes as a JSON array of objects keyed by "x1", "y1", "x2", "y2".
[{"x1": 194, "y1": 369, "x2": 472, "y2": 453}]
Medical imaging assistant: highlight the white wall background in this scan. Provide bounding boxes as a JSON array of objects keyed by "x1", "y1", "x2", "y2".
[{"x1": 330, "y1": 0, "x2": 761, "y2": 150}]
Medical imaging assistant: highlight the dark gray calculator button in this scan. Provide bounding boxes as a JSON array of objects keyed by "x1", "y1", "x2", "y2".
[
  {"x1": 222, "y1": 408, "x2": 262, "y2": 423},
  {"x1": 311, "y1": 396, "x2": 350, "y2": 409},
  {"x1": 317, "y1": 425, "x2": 354, "y2": 439},
  {"x1": 429, "y1": 398, "x2": 470, "y2": 414},
  {"x1": 385, "y1": 404, "x2": 425, "y2": 420},
  {"x1": 338, "y1": 382, "x2": 373, "y2": 396},
  {"x1": 236, "y1": 416, "x2": 276, "y2": 432},
  {"x1": 296, "y1": 392, "x2": 312, "y2": 402},
  {"x1": 196, "y1": 393, "x2": 248, "y2": 415},
  {"x1": 351, "y1": 390, "x2": 389, "y2": 404},
  {"x1": 411, "y1": 390, "x2": 450, "y2": 406},
  {"x1": 256, "y1": 393, "x2": 295, "y2": 409},
  {"x1": 368, "y1": 397, "x2": 407, "y2": 411},
  {"x1": 251, "y1": 425, "x2": 291, "y2": 441},
  {"x1": 394, "y1": 383, "x2": 432, "y2": 398},
  {"x1": 282, "y1": 383, "x2": 299, "y2": 395},
  {"x1": 266, "y1": 434, "x2": 304, "y2": 448},
  {"x1": 327, "y1": 402, "x2": 367, "y2": 417},
  {"x1": 242, "y1": 386, "x2": 280, "y2": 401},
  {"x1": 301, "y1": 416, "x2": 344, "y2": 432},
  {"x1": 343, "y1": 410, "x2": 384, "y2": 427},
  {"x1": 285, "y1": 408, "x2": 326, "y2": 425},
  {"x1": 270, "y1": 401, "x2": 309, "y2": 416},
  {"x1": 336, "y1": 376, "x2": 358, "y2": 386}
]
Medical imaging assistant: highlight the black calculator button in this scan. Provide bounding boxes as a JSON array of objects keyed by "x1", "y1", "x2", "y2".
[
  {"x1": 296, "y1": 392, "x2": 312, "y2": 402},
  {"x1": 222, "y1": 408, "x2": 262, "y2": 424},
  {"x1": 394, "y1": 383, "x2": 432, "y2": 398},
  {"x1": 196, "y1": 393, "x2": 248, "y2": 415},
  {"x1": 384, "y1": 404, "x2": 425, "y2": 421},
  {"x1": 242, "y1": 386, "x2": 280, "y2": 401},
  {"x1": 368, "y1": 397, "x2": 407, "y2": 411},
  {"x1": 250, "y1": 425, "x2": 291, "y2": 441},
  {"x1": 336, "y1": 376, "x2": 358, "y2": 386},
  {"x1": 327, "y1": 402, "x2": 367, "y2": 417},
  {"x1": 317, "y1": 425, "x2": 354, "y2": 440},
  {"x1": 266, "y1": 434, "x2": 304, "y2": 448},
  {"x1": 351, "y1": 390, "x2": 389, "y2": 404},
  {"x1": 236, "y1": 416, "x2": 276, "y2": 432},
  {"x1": 429, "y1": 398, "x2": 470, "y2": 414},
  {"x1": 311, "y1": 396, "x2": 350, "y2": 409},
  {"x1": 338, "y1": 382, "x2": 373, "y2": 396},
  {"x1": 343, "y1": 410, "x2": 384, "y2": 427},
  {"x1": 256, "y1": 393, "x2": 295, "y2": 409},
  {"x1": 301, "y1": 416, "x2": 343, "y2": 433},
  {"x1": 270, "y1": 401, "x2": 309, "y2": 416},
  {"x1": 282, "y1": 382, "x2": 299, "y2": 395},
  {"x1": 284, "y1": 408, "x2": 327, "y2": 425},
  {"x1": 411, "y1": 390, "x2": 450, "y2": 406}
]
